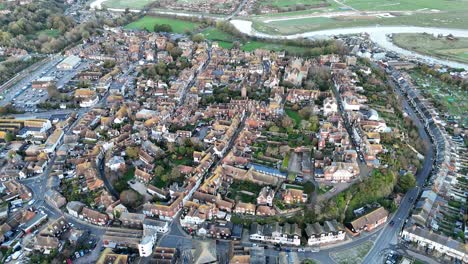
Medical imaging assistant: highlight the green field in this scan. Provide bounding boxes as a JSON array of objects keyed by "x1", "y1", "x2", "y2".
[
  {"x1": 201, "y1": 28, "x2": 235, "y2": 48},
  {"x1": 260, "y1": 0, "x2": 327, "y2": 8},
  {"x1": 330, "y1": 241, "x2": 374, "y2": 264},
  {"x1": 124, "y1": 17, "x2": 319, "y2": 53},
  {"x1": 124, "y1": 16, "x2": 200, "y2": 33},
  {"x1": 252, "y1": 9, "x2": 468, "y2": 35},
  {"x1": 37, "y1": 29, "x2": 60, "y2": 38},
  {"x1": 250, "y1": 0, "x2": 468, "y2": 35},
  {"x1": 203, "y1": 29, "x2": 323, "y2": 53},
  {"x1": 285, "y1": 108, "x2": 302, "y2": 128},
  {"x1": 393, "y1": 33, "x2": 468, "y2": 64},
  {"x1": 102, "y1": 0, "x2": 154, "y2": 9},
  {"x1": 342, "y1": 0, "x2": 468, "y2": 11},
  {"x1": 241, "y1": 40, "x2": 309, "y2": 53}
]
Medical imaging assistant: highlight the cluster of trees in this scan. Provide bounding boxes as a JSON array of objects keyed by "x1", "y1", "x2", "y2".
[
  {"x1": 61, "y1": 178, "x2": 98, "y2": 206},
  {"x1": 215, "y1": 21, "x2": 245, "y2": 39},
  {"x1": 120, "y1": 189, "x2": 143, "y2": 209},
  {"x1": 139, "y1": 14, "x2": 346, "y2": 58},
  {"x1": 101, "y1": 12, "x2": 141, "y2": 27},
  {"x1": 141, "y1": 56, "x2": 190, "y2": 81},
  {"x1": 200, "y1": 86, "x2": 242, "y2": 106},
  {"x1": 191, "y1": 33, "x2": 205, "y2": 43},
  {"x1": 154, "y1": 166, "x2": 182, "y2": 184},
  {"x1": 419, "y1": 64, "x2": 468, "y2": 89},
  {"x1": 150, "y1": 139, "x2": 203, "y2": 186},
  {"x1": 0, "y1": 0, "x2": 98, "y2": 53},
  {"x1": 0, "y1": 104, "x2": 22, "y2": 116},
  {"x1": 153, "y1": 23, "x2": 172, "y2": 33},
  {"x1": 398, "y1": 173, "x2": 416, "y2": 192},
  {"x1": 307, "y1": 65, "x2": 333, "y2": 91},
  {"x1": 0, "y1": 57, "x2": 42, "y2": 85},
  {"x1": 320, "y1": 169, "x2": 398, "y2": 221}
]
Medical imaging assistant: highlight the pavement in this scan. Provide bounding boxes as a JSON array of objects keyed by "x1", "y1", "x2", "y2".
[
  {"x1": 0, "y1": 56, "x2": 63, "y2": 107},
  {"x1": 361, "y1": 72, "x2": 435, "y2": 264},
  {"x1": 330, "y1": 80, "x2": 371, "y2": 180}
]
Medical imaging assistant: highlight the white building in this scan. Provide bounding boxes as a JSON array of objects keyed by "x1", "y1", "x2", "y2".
[
  {"x1": 323, "y1": 97, "x2": 338, "y2": 116},
  {"x1": 305, "y1": 220, "x2": 346, "y2": 246},
  {"x1": 249, "y1": 223, "x2": 301, "y2": 246},
  {"x1": 17, "y1": 119, "x2": 52, "y2": 139},
  {"x1": 44, "y1": 129, "x2": 64, "y2": 153},
  {"x1": 143, "y1": 218, "x2": 169, "y2": 234},
  {"x1": 401, "y1": 226, "x2": 467, "y2": 263},
  {"x1": 105, "y1": 156, "x2": 125, "y2": 171},
  {"x1": 138, "y1": 235, "x2": 156, "y2": 257},
  {"x1": 57, "y1": 55, "x2": 80, "y2": 70},
  {"x1": 79, "y1": 95, "x2": 99, "y2": 108},
  {"x1": 66, "y1": 201, "x2": 85, "y2": 218},
  {"x1": 180, "y1": 210, "x2": 205, "y2": 227},
  {"x1": 343, "y1": 96, "x2": 361, "y2": 111}
]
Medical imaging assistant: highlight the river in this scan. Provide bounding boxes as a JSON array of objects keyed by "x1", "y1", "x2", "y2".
[{"x1": 230, "y1": 20, "x2": 468, "y2": 69}]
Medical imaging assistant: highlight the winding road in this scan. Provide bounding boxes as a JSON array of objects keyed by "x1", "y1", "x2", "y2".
[{"x1": 362, "y1": 77, "x2": 435, "y2": 263}]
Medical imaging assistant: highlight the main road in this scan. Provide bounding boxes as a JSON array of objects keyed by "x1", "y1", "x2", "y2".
[{"x1": 362, "y1": 76, "x2": 435, "y2": 263}]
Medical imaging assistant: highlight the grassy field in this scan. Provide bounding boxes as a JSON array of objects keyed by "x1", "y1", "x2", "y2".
[
  {"x1": 285, "y1": 108, "x2": 302, "y2": 128},
  {"x1": 252, "y1": 9, "x2": 468, "y2": 35},
  {"x1": 342, "y1": 0, "x2": 468, "y2": 11},
  {"x1": 125, "y1": 16, "x2": 200, "y2": 33},
  {"x1": 259, "y1": 0, "x2": 327, "y2": 8},
  {"x1": 201, "y1": 28, "x2": 235, "y2": 48},
  {"x1": 124, "y1": 16, "x2": 321, "y2": 53},
  {"x1": 241, "y1": 40, "x2": 310, "y2": 53},
  {"x1": 330, "y1": 241, "x2": 374, "y2": 264},
  {"x1": 37, "y1": 29, "x2": 60, "y2": 38},
  {"x1": 392, "y1": 33, "x2": 468, "y2": 64},
  {"x1": 102, "y1": 0, "x2": 154, "y2": 9}
]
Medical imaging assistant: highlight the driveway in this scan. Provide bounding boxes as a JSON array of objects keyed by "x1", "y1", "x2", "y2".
[
  {"x1": 288, "y1": 152, "x2": 302, "y2": 174},
  {"x1": 129, "y1": 181, "x2": 152, "y2": 202}
]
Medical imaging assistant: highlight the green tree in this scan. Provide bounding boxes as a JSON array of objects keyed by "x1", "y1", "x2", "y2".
[
  {"x1": 154, "y1": 24, "x2": 172, "y2": 32},
  {"x1": 303, "y1": 181, "x2": 315, "y2": 195},
  {"x1": 154, "y1": 165, "x2": 165, "y2": 176},
  {"x1": 281, "y1": 115, "x2": 294, "y2": 129},
  {"x1": 4, "y1": 132, "x2": 14, "y2": 142},
  {"x1": 191, "y1": 33, "x2": 205, "y2": 43},
  {"x1": 308, "y1": 115, "x2": 319, "y2": 132},
  {"x1": 269, "y1": 125, "x2": 280, "y2": 132},
  {"x1": 120, "y1": 190, "x2": 142, "y2": 208},
  {"x1": 47, "y1": 84, "x2": 59, "y2": 98},
  {"x1": 169, "y1": 47, "x2": 183, "y2": 59},
  {"x1": 398, "y1": 173, "x2": 416, "y2": 192},
  {"x1": 125, "y1": 146, "x2": 139, "y2": 160},
  {"x1": 168, "y1": 166, "x2": 182, "y2": 180}
]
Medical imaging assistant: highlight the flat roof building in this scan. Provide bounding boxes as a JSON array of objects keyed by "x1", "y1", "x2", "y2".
[{"x1": 57, "y1": 55, "x2": 80, "y2": 70}]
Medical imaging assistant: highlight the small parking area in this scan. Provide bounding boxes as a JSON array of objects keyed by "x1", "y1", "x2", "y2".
[{"x1": 128, "y1": 180, "x2": 152, "y2": 202}]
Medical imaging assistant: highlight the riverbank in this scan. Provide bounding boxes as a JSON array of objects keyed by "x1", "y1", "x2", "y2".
[
  {"x1": 392, "y1": 33, "x2": 468, "y2": 64},
  {"x1": 230, "y1": 20, "x2": 468, "y2": 69}
]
